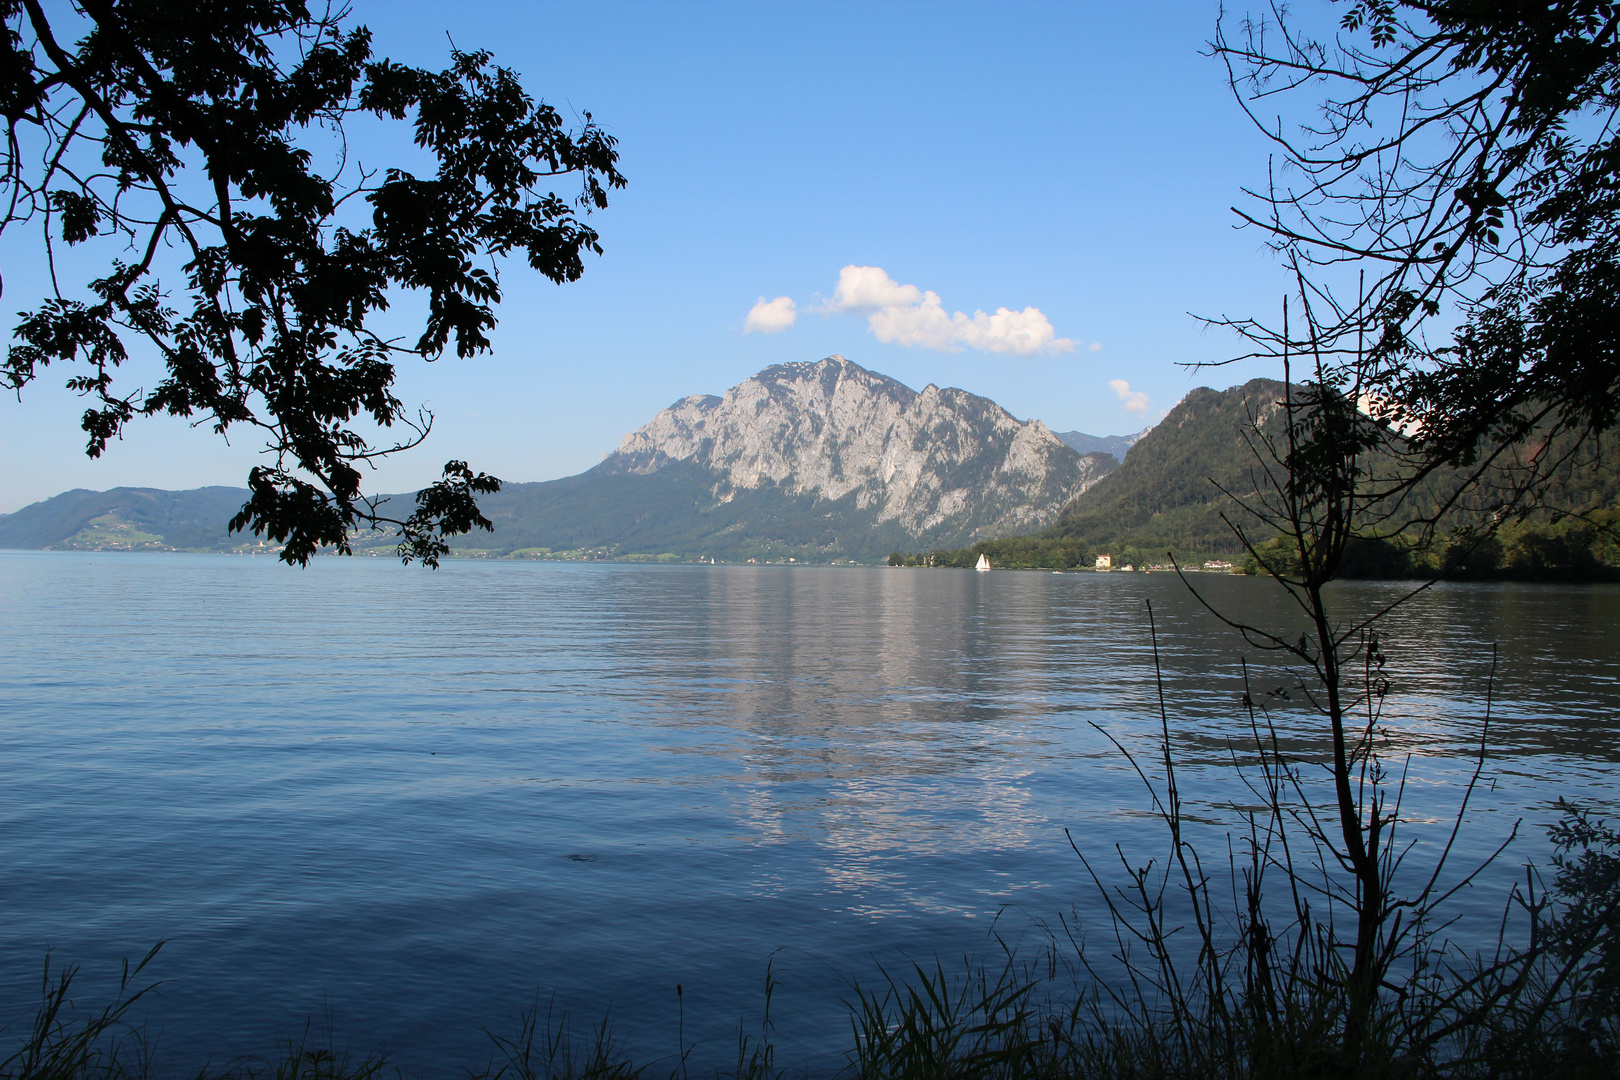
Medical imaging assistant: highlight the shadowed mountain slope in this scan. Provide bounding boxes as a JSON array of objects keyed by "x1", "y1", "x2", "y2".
[
  {"x1": 910, "y1": 378, "x2": 1620, "y2": 577},
  {"x1": 1046, "y1": 378, "x2": 1287, "y2": 556},
  {"x1": 890, "y1": 379, "x2": 1286, "y2": 567}
]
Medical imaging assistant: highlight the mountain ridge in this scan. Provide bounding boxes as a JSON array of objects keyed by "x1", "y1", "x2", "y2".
[
  {"x1": 598, "y1": 355, "x2": 1106, "y2": 543},
  {"x1": 0, "y1": 357, "x2": 1118, "y2": 561},
  {"x1": 1051, "y1": 427, "x2": 1148, "y2": 461}
]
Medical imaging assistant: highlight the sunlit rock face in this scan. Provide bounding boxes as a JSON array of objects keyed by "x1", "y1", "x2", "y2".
[{"x1": 606, "y1": 355, "x2": 1110, "y2": 541}]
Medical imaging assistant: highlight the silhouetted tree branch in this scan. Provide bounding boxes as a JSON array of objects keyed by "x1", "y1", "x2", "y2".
[
  {"x1": 1207, "y1": 1, "x2": 1618, "y2": 519},
  {"x1": 1, "y1": 0, "x2": 625, "y2": 564}
]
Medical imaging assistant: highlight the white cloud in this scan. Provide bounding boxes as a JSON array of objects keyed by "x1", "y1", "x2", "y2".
[
  {"x1": 1110, "y1": 378, "x2": 1149, "y2": 415},
  {"x1": 744, "y1": 295, "x2": 797, "y2": 334},
  {"x1": 1088, "y1": 342, "x2": 1102, "y2": 352},
  {"x1": 820, "y1": 265, "x2": 925, "y2": 312},
  {"x1": 816, "y1": 265, "x2": 1073, "y2": 355}
]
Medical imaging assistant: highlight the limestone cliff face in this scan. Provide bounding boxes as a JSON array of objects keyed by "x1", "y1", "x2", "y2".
[{"x1": 604, "y1": 355, "x2": 1111, "y2": 541}]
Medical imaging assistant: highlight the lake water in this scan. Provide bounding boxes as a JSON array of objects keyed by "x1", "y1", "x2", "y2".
[{"x1": 2, "y1": 551, "x2": 1617, "y2": 1074}]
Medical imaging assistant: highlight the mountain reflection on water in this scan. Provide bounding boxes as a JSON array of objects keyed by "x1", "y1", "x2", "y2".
[{"x1": 1, "y1": 553, "x2": 1615, "y2": 1073}]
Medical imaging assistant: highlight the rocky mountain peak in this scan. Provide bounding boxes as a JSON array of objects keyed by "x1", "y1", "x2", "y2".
[
  {"x1": 603, "y1": 355, "x2": 1113, "y2": 541},
  {"x1": 750, "y1": 354, "x2": 917, "y2": 407}
]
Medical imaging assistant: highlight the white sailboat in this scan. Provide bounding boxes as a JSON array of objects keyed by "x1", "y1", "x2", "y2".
[{"x1": 975, "y1": 553, "x2": 991, "y2": 572}]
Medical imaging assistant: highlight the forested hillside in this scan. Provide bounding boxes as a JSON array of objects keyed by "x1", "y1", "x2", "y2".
[{"x1": 896, "y1": 378, "x2": 1620, "y2": 579}]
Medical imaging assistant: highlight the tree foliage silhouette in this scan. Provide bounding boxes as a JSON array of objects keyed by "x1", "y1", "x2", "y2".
[
  {"x1": 1211, "y1": 1, "x2": 1618, "y2": 494},
  {"x1": 1, "y1": 0, "x2": 625, "y2": 564}
]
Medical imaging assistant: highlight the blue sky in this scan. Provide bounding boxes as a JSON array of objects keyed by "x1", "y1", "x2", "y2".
[{"x1": 1, "y1": 1, "x2": 1295, "y2": 513}]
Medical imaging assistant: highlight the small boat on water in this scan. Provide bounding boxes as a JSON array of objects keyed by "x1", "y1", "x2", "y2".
[{"x1": 975, "y1": 553, "x2": 991, "y2": 572}]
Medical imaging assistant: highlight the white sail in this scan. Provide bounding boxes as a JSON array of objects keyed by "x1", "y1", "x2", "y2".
[{"x1": 975, "y1": 554, "x2": 991, "y2": 572}]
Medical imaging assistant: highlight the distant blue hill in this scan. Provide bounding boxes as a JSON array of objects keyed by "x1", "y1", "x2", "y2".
[
  {"x1": 0, "y1": 486, "x2": 249, "y2": 552},
  {"x1": 1051, "y1": 427, "x2": 1149, "y2": 460}
]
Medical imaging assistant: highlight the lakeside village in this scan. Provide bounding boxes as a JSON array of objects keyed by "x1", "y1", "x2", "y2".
[{"x1": 885, "y1": 551, "x2": 1235, "y2": 573}]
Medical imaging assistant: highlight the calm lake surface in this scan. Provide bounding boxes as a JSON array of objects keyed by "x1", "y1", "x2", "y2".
[{"x1": 3, "y1": 551, "x2": 1617, "y2": 1072}]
